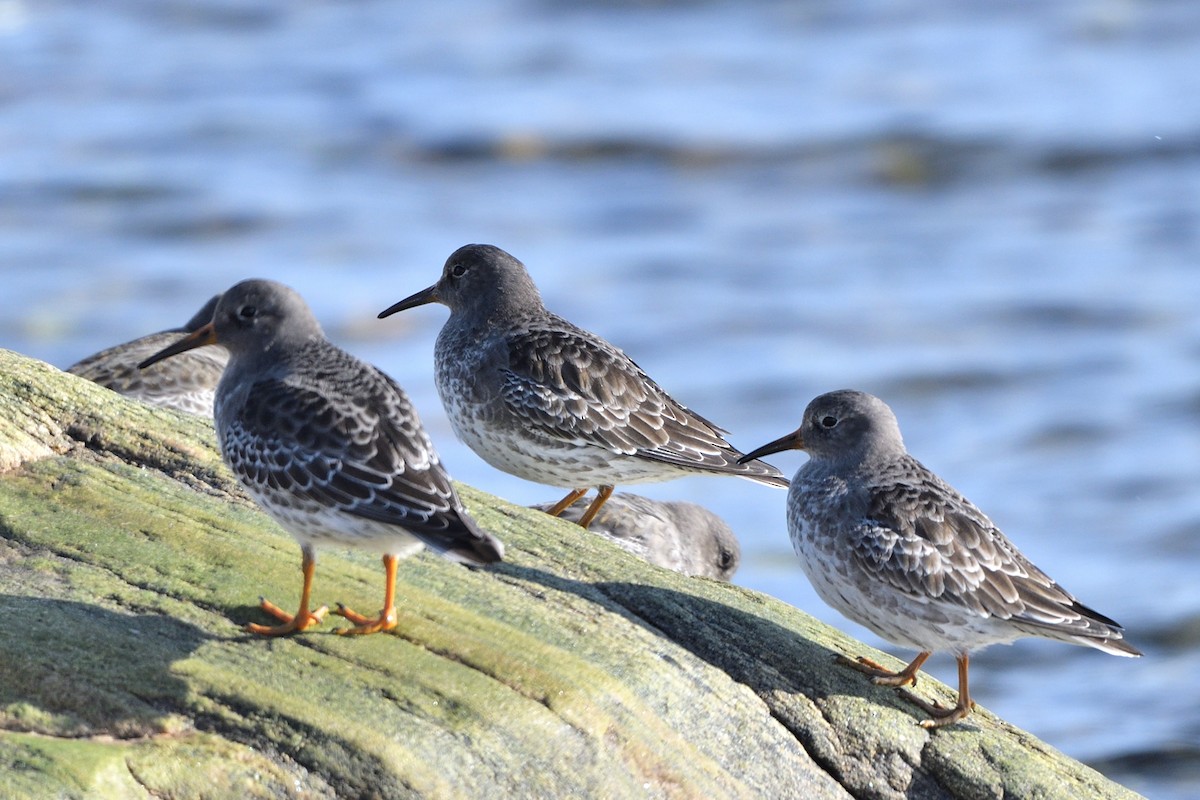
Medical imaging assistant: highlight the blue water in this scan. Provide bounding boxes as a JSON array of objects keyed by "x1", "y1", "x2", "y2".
[{"x1": 3, "y1": 1, "x2": 1199, "y2": 796}]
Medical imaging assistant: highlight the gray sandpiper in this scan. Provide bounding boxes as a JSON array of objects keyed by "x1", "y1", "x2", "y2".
[
  {"x1": 740, "y1": 389, "x2": 1140, "y2": 728},
  {"x1": 140, "y1": 279, "x2": 504, "y2": 636},
  {"x1": 379, "y1": 243, "x2": 788, "y2": 529},
  {"x1": 68, "y1": 294, "x2": 227, "y2": 415},
  {"x1": 534, "y1": 492, "x2": 741, "y2": 580}
]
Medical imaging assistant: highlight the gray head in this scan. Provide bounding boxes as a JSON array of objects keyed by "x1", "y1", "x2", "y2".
[
  {"x1": 739, "y1": 390, "x2": 906, "y2": 466},
  {"x1": 181, "y1": 294, "x2": 223, "y2": 333},
  {"x1": 541, "y1": 492, "x2": 742, "y2": 580},
  {"x1": 139, "y1": 279, "x2": 323, "y2": 369},
  {"x1": 660, "y1": 500, "x2": 741, "y2": 580},
  {"x1": 378, "y1": 244, "x2": 544, "y2": 323}
]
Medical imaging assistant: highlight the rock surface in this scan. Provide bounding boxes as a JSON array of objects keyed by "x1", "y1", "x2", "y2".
[{"x1": 0, "y1": 348, "x2": 1142, "y2": 800}]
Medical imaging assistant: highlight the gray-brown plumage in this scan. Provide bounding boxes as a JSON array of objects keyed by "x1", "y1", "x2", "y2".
[
  {"x1": 379, "y1": 244, "x2": 788, "y2": 529},
  {"x1": 139, "y1": 279, "x2": 503, "y2": 636},
  {"x1": 67, "y1": 294, "x2": 227, "y2": 415},
  {"x1": 740, "y1": 389, "x2": 1139, "y2": 728},
  {"x1": 535, "y1": 492, "x2": 741, "y2": 580}
]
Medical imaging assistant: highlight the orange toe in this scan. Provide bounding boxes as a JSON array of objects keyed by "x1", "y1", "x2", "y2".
[
  {"x1": 244, "y1": 598, "x2": 328, "y2": 636},
  {"x1": 332, "y1": 603, "x2": 398, "y2": 636},
  {"x1": 897, "y1": 689, "x2": 975, "y2": 728}
]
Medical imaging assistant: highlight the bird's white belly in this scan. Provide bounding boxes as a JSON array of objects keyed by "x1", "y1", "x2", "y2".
[
  {"x1": 448, "y1": 408, "x2": 684, "y2": 488},
  {"x1": 437, "y1": 369, "x2": 687, "y2": 488},
  {"x1": 248, "y1": 487, "x2": 426, "y2": 559}
]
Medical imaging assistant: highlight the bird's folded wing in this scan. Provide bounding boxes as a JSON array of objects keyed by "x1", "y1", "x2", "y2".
[
  {"x1": 499, "y1": 325, "x2": 748, "y2": 471},
  {"x1": 855, "y1": 472, "x2": 1126, "y2": 639},
  {"x1": 226, "y1": 373, "x2": 467, "y2": 539}
]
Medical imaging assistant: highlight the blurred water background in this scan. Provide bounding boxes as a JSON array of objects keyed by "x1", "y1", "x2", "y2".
[{"x1": 2, "y1": 1, "x2": 1198, "y2": 796}]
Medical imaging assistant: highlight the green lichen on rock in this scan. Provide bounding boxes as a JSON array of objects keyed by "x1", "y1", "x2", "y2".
[
  {"x1": 0, "y1": 730, "x2": 319, "y2": 800},
  {"x1": 0, "y1": 348, "x2": 1143, "y2": 799}
]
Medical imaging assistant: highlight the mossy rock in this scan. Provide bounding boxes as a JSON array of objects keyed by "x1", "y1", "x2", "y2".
[{"x1": 0, "y1": 348, "x2": 1142, "y2": 800}]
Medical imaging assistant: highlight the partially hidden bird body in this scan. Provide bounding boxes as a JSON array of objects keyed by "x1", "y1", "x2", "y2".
[
  {"x1": 741, "y1": 389, "x2": 1139, "y2": 727},
  {"x1": 536, "y1": 492, "x2": 741, "y2": 581},
  {"x1": 140, "y1": 279, "x2": 503, "y2": 636},
  {"x1": 68, "y1": 294, "x2": 227, "y2": 415},
  {"x1": 381, "y1": 244, "x2": 788, "y2": 528}
]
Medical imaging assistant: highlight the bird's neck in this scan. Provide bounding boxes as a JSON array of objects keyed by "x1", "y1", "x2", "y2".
[{"x1": 456, "y1": 292, "x2": 547, "y2": 333}]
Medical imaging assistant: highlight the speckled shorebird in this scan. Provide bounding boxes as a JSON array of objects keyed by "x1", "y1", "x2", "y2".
[
  {"x1": 378, "y1": 243, "x2": 788, "y2": 529},
  {"x1": 534, "y1": 492, "x2": 741, "y2": 580},
  {"x1": 139, "y1": 279, "x2": 504, "y2": 636},
  {"x1": 740, "y1": 389, "x2": 1140, "y2": 728},
  {"x1": 68, "y1": 294, "x2": 227, "y2": 415}
]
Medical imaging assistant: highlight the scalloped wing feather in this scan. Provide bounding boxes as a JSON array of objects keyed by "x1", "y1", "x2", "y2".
[
  {"x1": 222, "y1": 349, "x2": 500, "y2": 562},
  {"x1": 498, "y1": 323, "x2": 785, "y2": 480},
  {"x1": 852, "y1": 458, "x2": 1129, "y2": 644}
]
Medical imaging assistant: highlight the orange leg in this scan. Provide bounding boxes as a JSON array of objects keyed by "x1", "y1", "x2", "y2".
[
  {"x1": 332, "y1": 554, "x2": 399, "y2": 636},
  {"x1": 898, "y1": 653, "x2": 975, "y2": 728},
  {"x1": 838, "y1": 650, "x2": 930, "y2": 688},
  {"x1": 575, "y1": 485, "x2": 615, "y2": 529},
  {"x1": 245, "y1": 545, "x2": 328, "y2": 636},
  {"x1": 544, "y1": 487, "x2": 588, "y2": 517}
]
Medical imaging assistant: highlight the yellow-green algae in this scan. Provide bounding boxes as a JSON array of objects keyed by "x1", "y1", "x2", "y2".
[
  {"x1": 0, "y1": 349, "x2": 1143, "y2": 799},
  {"x1": 0, "y1": 730, "x2": 320, "y2": 799}
]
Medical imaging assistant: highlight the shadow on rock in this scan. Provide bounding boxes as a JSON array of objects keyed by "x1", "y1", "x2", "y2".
[
  {"x1": 0, "y1": 595, "x2": 211, "y2": 738},
  {"x1": 592, "y1": 581, "x2": 888, "y2": 707},
  {"x1": 495, "y1": 564, "x2": 898, "y2": 713}
]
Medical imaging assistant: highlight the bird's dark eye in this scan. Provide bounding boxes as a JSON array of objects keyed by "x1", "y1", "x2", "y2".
[
  {"x1": 820, "y1": 415, "x2": 838, "y2": 428},
  {"x1": 237, "y1": 305, "x2": 257, "y2": 320},
  {"x1": 449, "y1": 263, "x2": 467, "y2": 279}
]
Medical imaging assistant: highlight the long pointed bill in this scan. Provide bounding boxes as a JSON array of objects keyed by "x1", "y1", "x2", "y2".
[
  {"x1": 137, "y1": 322, "x2": 219, "y2": 369},
  {"x1": 378, "y1": 284, "x2": 440, "y2": 319},
  {"x1": 738, "y1": 428, "x2": 805, "y2": 464}
]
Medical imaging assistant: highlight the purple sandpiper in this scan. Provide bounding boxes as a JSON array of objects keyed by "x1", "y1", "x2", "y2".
[
  {"x1": 740, "y1": 389, "x2": 1140, "y2": 727},
  {"x1": 379, "y1": 244, "x2": 788, "y2": 529},
  {"x1": 68, "y1": 294, "x2": 227, "y2": 415},
  {"x1": 140, "y1": 279, "x2": 503, "y2": 636},
  {"x1": 534, "y1": 492, "x2": 741, "y2": 580}
]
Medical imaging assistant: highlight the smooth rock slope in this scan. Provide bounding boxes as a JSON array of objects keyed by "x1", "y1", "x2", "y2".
[{"x1": 0, "y1": 348, "x2": 1141, "y2": 800}]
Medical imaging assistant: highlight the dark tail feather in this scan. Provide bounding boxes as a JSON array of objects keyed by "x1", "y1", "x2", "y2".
[
  {"x1": 440, "y1": 510, "x2": 505, "y2": 565},
  {"x1": 734, "y1": 457, "x2": 790, "y2": 489},
  {"x1": 744, "y1": 470, "x2": 790, "y2": 489},
  {"x1": 1095, "y1": 636, "x2": 1142, "y2": 657},
  {"x1": 1072, "y1": 600, "x2": 1142, "y2": 657},
  {"x1": 1014, "y1": 597, "x2": 1142, "y2": 658}
]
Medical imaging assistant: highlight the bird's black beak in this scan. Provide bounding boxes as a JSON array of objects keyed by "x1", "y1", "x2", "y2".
[
  {"x1": 378, "y1": 284, "x2": 440, "y2": 319},
  {"x1": 738, "y1": 428, "x2": 805, "y2": 464},
  {"x1": 138, "y1": 322, "x2": 219, "y2": 369}
]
